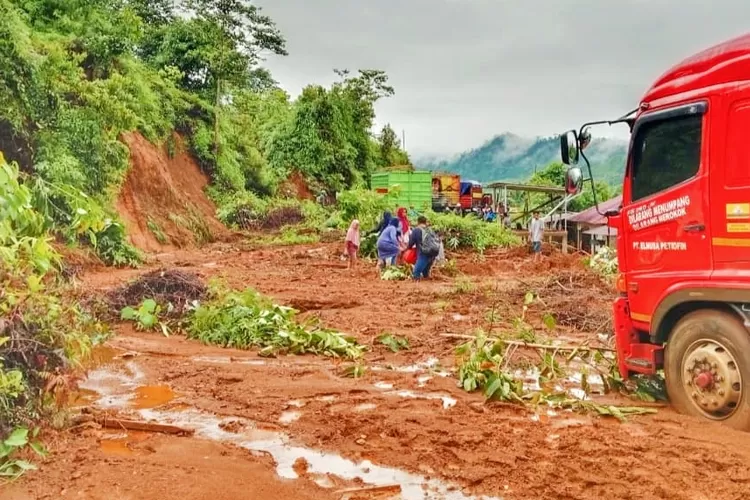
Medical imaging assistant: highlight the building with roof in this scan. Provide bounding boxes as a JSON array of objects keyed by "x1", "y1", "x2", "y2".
[{"x1": 567, "y1": 195, "x2": 622, "y2": 252}]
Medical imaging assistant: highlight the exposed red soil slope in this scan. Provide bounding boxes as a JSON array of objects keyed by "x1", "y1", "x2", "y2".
[{"x1": 116, "y1": 133, "x2": 231, "y2": 253}]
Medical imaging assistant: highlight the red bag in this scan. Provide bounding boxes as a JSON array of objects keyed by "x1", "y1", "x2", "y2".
[{"x1": 403, "y1": 247, "x2": 417, "y2": 265}]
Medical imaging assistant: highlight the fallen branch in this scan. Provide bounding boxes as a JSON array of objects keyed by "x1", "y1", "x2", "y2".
[
  {"x1": 440, "y1": 333, "x2": 617, "y2": 352},
  {"x1": 337, "y1": 484, "x2": 402, "y2": 497},
  {"x1": 95, "y1": 417, "x2": 194, "y2": 436}
]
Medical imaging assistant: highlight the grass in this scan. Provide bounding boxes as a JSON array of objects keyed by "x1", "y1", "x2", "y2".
[
  {"x1": 254, "y1": 226, "x2": 320, "y2": 246},
  {"x1": 147, "y1": 217, "x2": 168, "y2": 244},
  {"x1": 452, "y1": 277, "x2": 476, "y2": 294}
]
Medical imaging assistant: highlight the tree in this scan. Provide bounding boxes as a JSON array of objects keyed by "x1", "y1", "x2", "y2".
[
  {"x1": 185, "y1": 0, "x2": 287, "y2": 60},
  {"x1": 524, "y1": 161, "x2": 616, "y2": 212},
  {"x1": 127, "y1": 0, "x2": 175, "y2": 27},
  {"x1": 377, "y1": 124, "x2": 410, "y2": 168}
]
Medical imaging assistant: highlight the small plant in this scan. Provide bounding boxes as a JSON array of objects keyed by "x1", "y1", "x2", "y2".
[
  {"x1": 0, "y1": 427, "x2": 47, "y2": 481},
  {"x1": 341, "y1": 363, "x2": 367, "y2": 378},
  {"x1": 147, "y1": 217, "x2": 168, "y2": 244},
  {"x1": 588, "y1": 246, "x2": 618, "y2": 280},
  {"x1": 455, "y1": 333, "x2": 523, "y2": 401},
  {"x1": 441, "y1": 258, "x2": 460, "y2": 277},
  {"x1": 121, "y1": 299, "x2": 170, "y2": 336},
  {"x1": 381, "y1": 266, "x2": 408, "y2": 281},
  {"x1": 378, "y1": 333, "x2": 410, "y2": 352},
  {"x1": 452, "y1": 277, "x2": 475, "y2": 294}
]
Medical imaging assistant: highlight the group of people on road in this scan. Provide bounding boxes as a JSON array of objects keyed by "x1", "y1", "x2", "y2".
[
  {"x1": 344, "y1": 208, "x2": 544, "y2": 276},
  {"x1": 344, "y1": 207, "x2": 442, "y2": 280}
]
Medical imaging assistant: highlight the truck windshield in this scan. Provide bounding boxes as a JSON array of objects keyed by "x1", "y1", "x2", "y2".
[{"x1": 630, "y1": 114, "x2": 702, "y2": 202}]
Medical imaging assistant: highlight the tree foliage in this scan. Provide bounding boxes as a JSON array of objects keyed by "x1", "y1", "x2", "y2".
[
  {"x1": 0, "y1": 0, "x2": 407, "y2": 260},
  {"x1": 526, "y1": 162, "x2": 618, "y2": 212}
]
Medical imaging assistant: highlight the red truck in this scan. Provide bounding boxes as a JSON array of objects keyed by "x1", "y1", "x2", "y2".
[{"x1": 560, "y1": 33, "x2": 750, "y2": 430}]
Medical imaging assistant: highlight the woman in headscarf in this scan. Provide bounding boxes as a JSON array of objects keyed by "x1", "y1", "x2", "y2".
[
  {"x1": 395, "y1": 207, "x2": 411, "y2": 263},
  {"x1": 376, "y1": 218, "x2": 400, "y2": 269},
  {"x1": 396, "y1": 207, "x2": 410, "y2": 235},
  {"x1": 344, "y1": 219, "x2": 360, "y2": 270},
  {"x1": 370, "y1": 210, "x2": 392, "y2": 236}
]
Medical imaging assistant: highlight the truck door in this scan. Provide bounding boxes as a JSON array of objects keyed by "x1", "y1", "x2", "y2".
[
  {"x1": 710, "y1": 94, "x2": 750, "y2": 270},
  {"x1": 622, "y1": 102, "x2": 711, "y2": 326}
]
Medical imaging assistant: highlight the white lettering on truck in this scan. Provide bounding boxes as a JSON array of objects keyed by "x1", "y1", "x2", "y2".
[
  {"x1": 631, "y1": 241, "x2": 687, "y2": 251},
  {"x1": 627, "y1": 195, "x2": 690, "y2": 231}
]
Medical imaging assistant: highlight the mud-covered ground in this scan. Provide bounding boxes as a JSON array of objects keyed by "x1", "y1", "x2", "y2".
[{"x1": 4, "y1": 243, "x2": 750, "y2": 500}]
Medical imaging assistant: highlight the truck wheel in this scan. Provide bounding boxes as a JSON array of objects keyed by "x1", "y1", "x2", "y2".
[{"x1": 665, "y1": 310, "x2": 750, "y2": 430}]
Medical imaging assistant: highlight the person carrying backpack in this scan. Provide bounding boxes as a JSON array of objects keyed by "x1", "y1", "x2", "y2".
[{"x1": 407, "y1": 216, "x2": 440, "y2": 280}]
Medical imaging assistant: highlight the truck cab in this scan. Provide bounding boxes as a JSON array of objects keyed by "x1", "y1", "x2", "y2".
[{"x1": 561, "y1": 33, "x2": 750, "y2": 430}]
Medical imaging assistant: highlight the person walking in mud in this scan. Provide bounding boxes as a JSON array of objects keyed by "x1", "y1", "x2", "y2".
[
  {"x1": 407, "y1": 216, "x2": 441, "y2": 280},
  {"x1": 529, "y1": 211, "x2": 544, "y2": 262},
  {"x1": 344, "y1": 219, "x2": 360, "y2": 271}
]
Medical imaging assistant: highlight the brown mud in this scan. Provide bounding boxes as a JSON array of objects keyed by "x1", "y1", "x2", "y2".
[
  {"x1": 4, "y1": 243, "x2": 750, "y2": 500},
  {"x1": 116, "y1": 133, "x2": 232, "y2": 252}
]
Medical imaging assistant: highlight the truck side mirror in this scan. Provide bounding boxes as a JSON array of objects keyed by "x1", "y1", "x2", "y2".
[
  {"x1": 565, "y1": 166, "x2": 583, "y2": 195},
  {"x1": 560, "y1": 130, "x2": 579, "y2": 165}
]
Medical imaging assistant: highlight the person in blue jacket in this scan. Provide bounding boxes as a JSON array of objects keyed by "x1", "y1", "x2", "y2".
[{"x1": 376, "y1": 218, "x2": 400, "y2": 269}]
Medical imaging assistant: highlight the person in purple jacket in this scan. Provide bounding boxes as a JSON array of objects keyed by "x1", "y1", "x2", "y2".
[{"x1": 376, "y1": 218, "x2": 400, "y2": 269}]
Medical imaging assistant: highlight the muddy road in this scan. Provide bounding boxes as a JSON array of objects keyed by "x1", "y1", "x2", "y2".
[{"x1": 4, "y1": 243, "x2": 750, "y2": 500}]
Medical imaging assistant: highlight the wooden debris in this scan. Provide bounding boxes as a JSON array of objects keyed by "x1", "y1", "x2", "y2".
[
  {"x1": 95, "y1": 417, "x2": 194, "y2": 436},
  {"x1": 337, "y1": 484, "x2": 402, "y2": 498},
  {"x1": 440, "y1": 333, "x2": 616, "y2": 352}
]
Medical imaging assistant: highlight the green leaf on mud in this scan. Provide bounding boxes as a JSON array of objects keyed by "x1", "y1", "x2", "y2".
[{"x1": 4, "y1": 428, "x2": 29, "y2": 448}]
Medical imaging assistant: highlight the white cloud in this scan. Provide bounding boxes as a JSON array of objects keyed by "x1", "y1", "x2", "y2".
[{"x1": 255, "y1": 0, "x2": 750, "y2": 155}]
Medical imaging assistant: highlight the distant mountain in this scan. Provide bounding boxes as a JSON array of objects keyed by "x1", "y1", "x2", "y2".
[{"x1": 414, "y1": 133, "x2": 628, "y2": 185}]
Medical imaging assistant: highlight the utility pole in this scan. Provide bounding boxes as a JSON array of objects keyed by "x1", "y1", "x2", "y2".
[{"x1": 402, "y1": 129, "x2": 406, "y2": 150}]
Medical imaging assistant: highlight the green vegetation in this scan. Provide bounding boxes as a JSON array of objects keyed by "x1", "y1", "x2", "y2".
[
  {"x1": 455, "y1": 333, "x2": 658, "y2": 421},
  {"x1": 416, "y1": 133, "x2": 627, "y2": 186},
  {"x1": 1, "y1": 0, "x2": 409, "y2": 263},
  {"x1": 0, "y1": 155, "x2": 102, "y2": 457},
  {"x1": 187, "y1": 287, "x2": 364, "y2": 359},
  {"x1": 0, "y1": 427, "x2": 47, "y2": 481},
  {"x1": 377, "y1": 333, "x2": 410, "y2": 353},
  {"x1": 121, "y1": 299, "x2": 169, "y2": 336}
]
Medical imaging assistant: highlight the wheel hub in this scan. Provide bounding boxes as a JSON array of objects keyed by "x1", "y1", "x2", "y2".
[{"x1": 683, "y1": 340, "x2": 742, "y2": 419}]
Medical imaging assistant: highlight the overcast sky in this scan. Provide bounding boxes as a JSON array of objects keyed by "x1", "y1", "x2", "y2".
[{"x1": 254, "y1": 0, "x2": 750, "y2": 157}]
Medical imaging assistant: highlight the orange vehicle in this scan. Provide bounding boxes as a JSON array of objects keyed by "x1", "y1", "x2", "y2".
[
  {"x1": 431, "y1": 173, "x2": 460, "y2": 212},
  {"x1": 560, "y1": 33, "x2": 750, "y2": 430}
]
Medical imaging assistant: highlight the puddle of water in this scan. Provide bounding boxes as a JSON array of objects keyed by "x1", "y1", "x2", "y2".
[
  {"x1": 316, "y1": 395, "x2": 337, "y2": 403},
  {"x1": 279, "y1": 411, "x2": 302, "y2": 425},
  {"x1": 132, "y1": 385, "x2": 176, "y2": 410},
  {"x1": 137, "y1": 408, "x2": 495, "y2": 500},
  {"x1": 287, "y1": 400, "x2": 306, "y2": 408},
  {"x1": 83, "y1": 346, "x2": 125, "y2": 369},
  {"x1": 373, "y1": 382, "x2": 393, "y2": 390},
  {"x1": 417, "y1": 375, "x2": 432, "y2": 387},
  {"x1": 354, "y1": 403, "x2": 377, "y2": 412},
  {"x1": 87, "y1": 367, "x2": 501, "y2": 500},
  {"x1": 390, "y1": 390, "x2": 457, "y2": 410},
  {"x1": 99, "y1": 430, "x2": 151, "y2": 456}
]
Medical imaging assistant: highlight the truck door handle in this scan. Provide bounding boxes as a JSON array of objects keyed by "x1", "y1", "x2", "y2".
[{"x1": 683, "y1": 223, "x2": 705, "y2": 233}]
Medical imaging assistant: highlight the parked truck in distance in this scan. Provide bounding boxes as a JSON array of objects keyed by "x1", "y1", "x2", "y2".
[
  {"x1": 373, "y1": 170, "x2": 492, "y2": 215},
  {"x1": 560, "y1": 33, "x2": 750, "y2": 430}
]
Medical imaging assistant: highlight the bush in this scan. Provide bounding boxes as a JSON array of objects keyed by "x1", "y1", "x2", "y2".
[
  {"x1": 428, "y1": 212, "x2": 520, "y2": 252},
  {"x1": 336, "y1": 188, "x2": 399, "y2": 233},
  {"x1": 187, "y1": 287, "x2": 363, "y2": 359},
  {"x1": 0, "y1": 156, "x2": 102, "y2": 434}
]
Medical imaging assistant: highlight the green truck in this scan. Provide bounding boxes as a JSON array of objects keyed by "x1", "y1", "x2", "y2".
[{"x1": 371, "y1": 171, "x2": 432, "y2": 210}]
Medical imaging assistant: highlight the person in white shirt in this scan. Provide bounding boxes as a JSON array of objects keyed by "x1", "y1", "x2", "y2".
[{"x1": 529, "y1": 211, "x2": 544, "y2": 261}]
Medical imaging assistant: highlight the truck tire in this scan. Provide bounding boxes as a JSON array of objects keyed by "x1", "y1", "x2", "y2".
[{"x1": 665, "y1": 310, "x2": 750, "y2": 430}]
